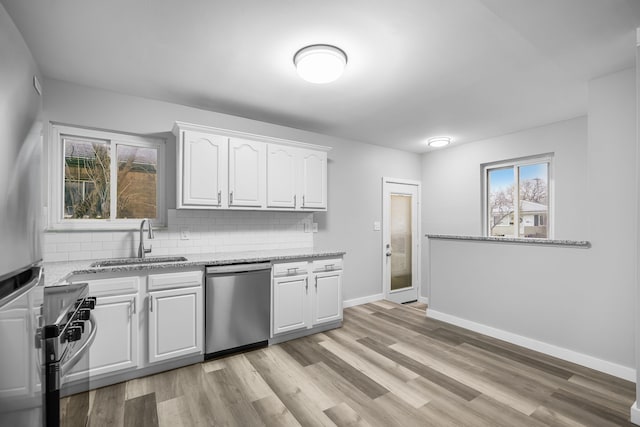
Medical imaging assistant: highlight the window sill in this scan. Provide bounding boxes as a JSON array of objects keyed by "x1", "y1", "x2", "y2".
[{"x1": 425, "y1": 234, "x2": 590, "y2": 248}]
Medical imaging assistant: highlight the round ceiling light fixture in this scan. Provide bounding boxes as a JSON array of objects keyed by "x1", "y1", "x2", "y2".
[
  {"x1": 427, "y1": 136, "x2": 452, "y2": 148},
  {"x1": 294, "y1": 44, "x2": 348, "y2": 84}
]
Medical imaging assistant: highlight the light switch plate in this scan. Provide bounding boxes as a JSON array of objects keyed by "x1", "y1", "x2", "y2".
[
  {"x1": 180, "y1": 227, "x2": 190, "y2": 240},
  {"x1": 373, "y1": 221, "x2": 381, "y2": 231}
]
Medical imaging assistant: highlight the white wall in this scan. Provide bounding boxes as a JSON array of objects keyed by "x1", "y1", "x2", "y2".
[
  {"x1": 423, "y1": 68, "x2": 636, "y2": 377},
  {"x1": 42, "y1": 78, "x2": 422, "y2": 301}
]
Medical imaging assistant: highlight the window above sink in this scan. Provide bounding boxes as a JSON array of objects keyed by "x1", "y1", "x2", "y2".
[{"x1": 47, "y1": 124, "x2": 166, "y2": 230}]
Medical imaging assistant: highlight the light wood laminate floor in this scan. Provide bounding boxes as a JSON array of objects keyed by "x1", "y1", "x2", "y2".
[{"x1": 61, "y1": 301, "x2": 636, "y2": 426}]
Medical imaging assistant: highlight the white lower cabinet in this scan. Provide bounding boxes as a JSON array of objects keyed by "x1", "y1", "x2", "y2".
[
  {"x1": 66, "y1": 268, "x2": 204, "y2": 387},
  {"x1": 312, "y1": 270, "x2": 343, "y2": 325},
  {"x1": 148, "y1": 285, "x2": 203, "y2": 364},
  {"x1": 272, "y1": 257, "x2": 343, "y2": 338},
  {"x1": 65, "y1": 275, "x2": 141, "y2": 382},
  {"x1": 272, "y1": 274, "x2": 310, "y2": 334}
]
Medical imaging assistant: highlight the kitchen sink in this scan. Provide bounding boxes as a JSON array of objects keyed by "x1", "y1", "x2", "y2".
[{"x1": 90, "y1": 256, "x2": 188, "y2": 268}]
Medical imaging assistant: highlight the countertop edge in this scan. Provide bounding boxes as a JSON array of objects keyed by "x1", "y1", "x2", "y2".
[
  {"x1": 425, "y1": 234, "x2": 590, "y2": 248},
  {"x1": 44, "y1": 249, "x2": 346, "y2": 287}
]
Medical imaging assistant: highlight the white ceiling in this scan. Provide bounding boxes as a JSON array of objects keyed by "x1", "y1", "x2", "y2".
[{"x1": 3, "y1": 0, "x2": 640, "y2": 152}]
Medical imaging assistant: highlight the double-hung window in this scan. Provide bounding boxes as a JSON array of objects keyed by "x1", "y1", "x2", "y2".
[
  {"x1": 49, "y1": 124, "x2": 166, "y2": 230},
  {"x1": 483, "y1": 154, "x2": 553, "y2": 239}
]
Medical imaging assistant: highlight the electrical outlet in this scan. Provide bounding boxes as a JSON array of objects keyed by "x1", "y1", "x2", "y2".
[
  {"x1": 180, "y1": 227, "x2": 190, "y2": 240},
  {"x1": 312, "y1": 223, "x2": 318, "y2": 233},
  {"x1": 373, "y1": 221, "x2": 381, "y2": 231}
]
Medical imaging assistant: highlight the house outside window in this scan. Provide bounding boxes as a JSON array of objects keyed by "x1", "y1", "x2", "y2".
[
  {"x1": 49, "y1": 124, "x2": 166, "y2": 230},
  {"x1": 483, "y1": 154, "x2": 553, "y2": 239}
]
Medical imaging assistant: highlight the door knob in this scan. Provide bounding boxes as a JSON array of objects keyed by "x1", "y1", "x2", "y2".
[{"x1": 386, "y1": 251, "x2": 392, "y2": 257}]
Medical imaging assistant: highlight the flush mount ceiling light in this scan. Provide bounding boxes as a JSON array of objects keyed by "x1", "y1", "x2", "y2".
[
  {"x1": 427, "y1": 136, "x2": 452, "y2": 148},
  {"x1": 294, "y1": 44, "x2": 347, "y2": 84}
]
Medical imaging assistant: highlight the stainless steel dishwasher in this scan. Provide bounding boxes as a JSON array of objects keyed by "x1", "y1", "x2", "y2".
[{"x1": 205, "y1": 262, "x2": 271, "y2": 358}]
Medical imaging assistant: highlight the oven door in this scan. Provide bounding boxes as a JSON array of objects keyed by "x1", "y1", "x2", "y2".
[{"x1": 56, "y1": 313, "x2": 97, "y2": 426}]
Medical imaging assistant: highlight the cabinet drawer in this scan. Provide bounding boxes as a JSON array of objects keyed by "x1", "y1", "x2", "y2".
[
  {"x1": 312, "y1": 258, "x2": 342, "y2": 272},
  {"x1": 148, "y1": 270, "x2": 203, "y2": 291},
  {"x1": 272, "y1": 261, "x2": 308, "y2": 277},
  {"x1": 71, "y1": 276, "x2": 140, "y2": 297}
]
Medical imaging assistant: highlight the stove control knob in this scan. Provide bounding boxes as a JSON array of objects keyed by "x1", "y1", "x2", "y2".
[
  {"x1": 81, "y1": 297, "x2": 96, "y2": 310},
  {"x1": 65, "y1": 326, "x2": 82, "y2": 342},
  {"x1": 77, "y1": 309, "x2": 90, "y2": 321},
  {"x1": 71, "y1": 321, "x2": 85, "y2": 333}
]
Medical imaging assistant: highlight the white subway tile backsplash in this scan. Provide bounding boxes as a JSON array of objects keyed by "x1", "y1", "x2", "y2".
[{"x1": 44, "y1": 210, "x2": 313, "y2": 262}]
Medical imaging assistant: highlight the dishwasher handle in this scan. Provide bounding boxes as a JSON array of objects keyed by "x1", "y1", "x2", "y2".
[{"x1": 206, "y1": 262, "x2": 271, "y2": 275}]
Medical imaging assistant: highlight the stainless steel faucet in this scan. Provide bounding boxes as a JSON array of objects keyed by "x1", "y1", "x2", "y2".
[{"x1": 138, "y1": 218, "x2": 154, "y2": 258}]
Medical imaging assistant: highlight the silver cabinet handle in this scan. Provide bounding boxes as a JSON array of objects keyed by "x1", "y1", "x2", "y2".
[
  {"x1": 287, "y1": 267, "x2": 298, "y2": 275},
  {"x1": 294, "y1": 194, "x2": 297, "y2": 207},
  {"x1": 132, "y1": 298, "x2": 136, "y2": 315},
  {"x1": 325, "y1": 264, "x2": 334, "y2": 271},
  {"x1": 305, "y1": 277, "x2": 308, "y2": 293},
  {"x1": 302, "y1": 195, "x2": 305, "y2": 207},
  {"x1": 315, "y1": 276, "x2": 318, "y2": 290},
  {"x1": 217, "y1": 190, "x2": 221, "y2": 205},
  {"x1": 230, "y1": 191, "x2": 234, "y2": 204},
  {"x1": 149, "y1": 296, "x2": 153, "y2": 312}
]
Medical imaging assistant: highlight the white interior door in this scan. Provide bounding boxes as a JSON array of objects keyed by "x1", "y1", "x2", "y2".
[{"x1": 382, "y1": 178, "x2": 420, "y2": 304}]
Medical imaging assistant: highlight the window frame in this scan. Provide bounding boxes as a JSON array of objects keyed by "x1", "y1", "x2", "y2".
[
  {"x1": 48, "y1": 123, "x2": 166, "y2": 230},
  {"x1": 481, "y1": 153, "x2": 554, "y2": 239}
]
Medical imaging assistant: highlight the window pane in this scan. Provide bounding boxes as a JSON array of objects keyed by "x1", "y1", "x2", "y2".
[
  {"x1": 64, "y1": 137, "x2": 111, "y2": 219},
  {"x1": 488, "y1": 167, "x2": 515, "y2": 237},
  {"x1": 116, "y1": 145, "x2": 157, "y2": 219},
  {"x1": 519, "y1": 163, "x2": 548, "y2": 238}
]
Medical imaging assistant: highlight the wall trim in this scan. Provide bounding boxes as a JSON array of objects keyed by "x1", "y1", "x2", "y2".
[
  {"x1": 343, "y1": 293, "x2": 384, "y2": 308},
  {"x1": 428, "y1": 309, "x2": 636, "y2": 382},
  {"x1": 631, "y1": 401, "x2": 640, "y2": 425}
]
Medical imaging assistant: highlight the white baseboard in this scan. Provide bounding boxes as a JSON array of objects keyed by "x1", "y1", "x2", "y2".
[
  {"x1": 343, "y1": 293, "x2": 384, "y2": 308},
  {"x1": 343, "y1": 294, "x2": 428, "y2": 309},
  {"x1": 427, "y1": 309, "x2": 636, "y2": 382},
  {"x1": 631, "y1": 401, "x2": 640, "y2": 425}
]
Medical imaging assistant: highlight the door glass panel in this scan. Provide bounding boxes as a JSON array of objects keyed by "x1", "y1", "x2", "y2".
[
  {"x1": 487, "y1": 167, "x2": 514, "y2": 237},
  {"x1": 518, "y1": 163, "x2": 549, "y2": 238},
  {"x1": 390, "y1": 194, "x2": 412, "y2": 291}
]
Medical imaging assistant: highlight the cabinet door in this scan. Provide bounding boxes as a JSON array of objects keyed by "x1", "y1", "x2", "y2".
[
  {"x1": 148, "y1": 286, "x2": 202, "y2": 364},
  {"x1": 312, "y1": 271, "x2": 342, "y2": 326},
  {"x1": 272, "y1": 275, "x2": 309, "y2": 335},
  {"x1": 66, "y1": 293, "x2": 138, "y2": 381},
  {"x1": 299, "y1": 149, "x2": 327, "y2": 210},
  {"x1": 181, "y1": 130, "x2": 228, "y2": 207},
  {"x1": 0, "y1": 307, "x2": 30, "y2": 399},
  {"x1": 228, "y1": 138, "x2": 266, "y2": 207},
  {"x1": 266, "y1": 144, "x2": 297, "y2": 208}
]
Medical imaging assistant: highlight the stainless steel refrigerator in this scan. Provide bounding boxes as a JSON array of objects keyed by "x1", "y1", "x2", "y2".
[{"x1": 0, "y1": 3, "x2": 46, "y2": 425}]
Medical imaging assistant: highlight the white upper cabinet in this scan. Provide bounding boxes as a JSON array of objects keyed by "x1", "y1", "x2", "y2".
[
  {"x1": 229, "y1": 138, "x2": 266, "y2": 208},
  {"x1": 178, "y1": 129, "x2": 228, "y2": 208},
  {"x1": 267, "y1": 144, "x2": 297, "y2": 208},
  {"x1": 299, "y1": 149, "x2": 327, "y2": 210},
  {"x1": 174, "y1": 122, "x2": 329, "y2": 211}
]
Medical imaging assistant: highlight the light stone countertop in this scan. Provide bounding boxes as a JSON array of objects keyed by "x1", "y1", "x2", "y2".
[
  {"x1": 44, "y1": 248, "x2": 346, "y2": 287},
  {"x1": 425, "y1": 234, "x2": 590, "y2": 248}
]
